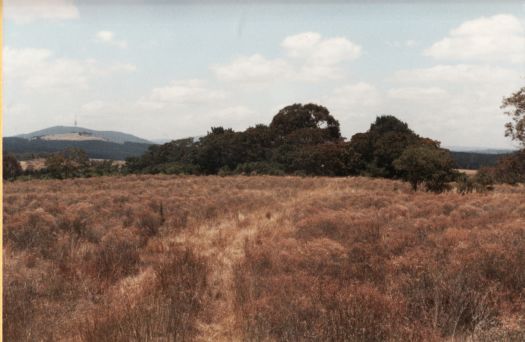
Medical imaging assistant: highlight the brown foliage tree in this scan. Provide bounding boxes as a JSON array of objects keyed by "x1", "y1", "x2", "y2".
[{"x1": 501, "y1": 86, "x2": 525, "y2": 147}]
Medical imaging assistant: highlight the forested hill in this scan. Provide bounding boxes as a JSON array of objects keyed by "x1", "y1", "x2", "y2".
[
  {"x1": 3, "y1": 137, "x2": 152, "y2": 160},
  {"x1": 450, "y1": 151, "x2": 509, "y2": 169},
  {"x1": 16, "y1": 126, "x2": 153, "y2": 144}
]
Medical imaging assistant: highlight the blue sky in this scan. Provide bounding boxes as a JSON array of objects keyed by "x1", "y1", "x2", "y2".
[{"x1": 4, "y1": 1, "x2": 525, "y2": 148}]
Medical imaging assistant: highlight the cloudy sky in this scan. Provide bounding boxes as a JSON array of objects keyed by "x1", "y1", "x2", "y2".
[{"x1": 4, "y1": 0, "x2": 525, "y2": 148}]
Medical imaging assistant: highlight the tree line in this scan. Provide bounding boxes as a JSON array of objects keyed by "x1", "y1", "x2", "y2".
[
  {"x1": 3, "y1": 148, "x2": 122, "y2": 181},
  {"x1": 125, "y1": 104, "x2": 459, "y2": 192},
  {"x1": 4, "y1": 85, "x2": 524, "y2": 192},
  {"x1": 126, "y1": 84, "x2": 525, "y2": 190}
]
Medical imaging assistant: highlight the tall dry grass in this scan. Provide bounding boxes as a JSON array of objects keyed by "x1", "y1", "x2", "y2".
[{"x1": 3, "y1": 175, "x2": 525, "y2": 341}]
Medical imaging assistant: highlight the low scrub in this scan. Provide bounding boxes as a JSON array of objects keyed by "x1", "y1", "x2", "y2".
[{"x1": 3, "y1": 175, "x2": 524, "y2": 340}]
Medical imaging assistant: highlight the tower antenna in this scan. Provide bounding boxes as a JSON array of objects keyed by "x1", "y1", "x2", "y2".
[{"x1": 74, "y1": 115, "x2": 77, "y2": 127}]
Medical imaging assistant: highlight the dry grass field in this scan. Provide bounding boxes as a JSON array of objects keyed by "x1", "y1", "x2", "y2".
[{"x1": 3, "y1": 175, "x2": 525, "y2": 341}]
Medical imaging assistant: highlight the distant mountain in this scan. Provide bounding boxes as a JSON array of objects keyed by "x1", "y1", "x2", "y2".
[
  {"x1": 150, "y1": 138, "x2": 173, "y2": 144},
  {"x1": 450, "y1": 151, "x2": 510, "y2": 170},
  {"x1": 4, "y1": 137, "x2": 152, "y2": 161},
  {"x1": 151, "y1": 136, "x2": 203, "y2": 145},
  {"x1": 446, "y1": 146, "x2": 516, "y2": 155},
  {"x1": 16, "y1": 126, "x2": 153, "y2": 145}
]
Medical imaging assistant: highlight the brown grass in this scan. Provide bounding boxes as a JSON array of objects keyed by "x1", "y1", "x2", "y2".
[{"x1": 3, "y1": 175, "x2": 525, "y2": 341}]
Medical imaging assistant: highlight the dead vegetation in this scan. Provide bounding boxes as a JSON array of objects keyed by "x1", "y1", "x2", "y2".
[{"x1": 3, "y1": 175, "x2": 525, "y2": 341}]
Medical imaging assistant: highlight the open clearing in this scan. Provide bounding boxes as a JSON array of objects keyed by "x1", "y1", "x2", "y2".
[{"x1": 3, "y1": 175, "x2": 525, "y2": 341}]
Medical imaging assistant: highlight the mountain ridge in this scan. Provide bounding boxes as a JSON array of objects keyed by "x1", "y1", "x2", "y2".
[
  {"x1": 15, "y1": 126, "x2": 153, "y2": 145},
  {"x1": 3, "y1": 137, "x2": 152, "y2": 161}
]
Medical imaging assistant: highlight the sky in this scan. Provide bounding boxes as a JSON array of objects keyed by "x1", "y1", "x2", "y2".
[{"x1": 4, "y1": 0, "x2": 525, "y2": 148}]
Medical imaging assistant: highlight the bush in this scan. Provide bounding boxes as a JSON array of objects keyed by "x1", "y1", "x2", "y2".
[
  {"x1": 394, "y1": 145, "x2": 456, "y2": 192},
  {"x1": 87, "y1": 229, "x2": 141, "y2": 283},
  {"x1": 144, "y1": 162, "x2": 200, "y2": 175},
  {"x1": 234, "y1": 161, "x2": 285, "y2": 175},
  {"x1": 456, "y1": 173, "x2": 475, "y2": 194},
  {"x1": 45, "y1": 148, "x2": 90, "y2": 179},
  {"x1": 493, "y1": 150, "x2": 525, "y2": 184},
  {"x1": 5, "y1": 209, "x2": 58, "y2": 257},
  {"x1": 3, "y1": 279, "x2": 36, "y2": 341},
  {"x1": 3, "y1": 154, "x2": 23, "y2": 180},
  {"x1": 78, "y1": 248, "x2": 208, "y2": 341}
]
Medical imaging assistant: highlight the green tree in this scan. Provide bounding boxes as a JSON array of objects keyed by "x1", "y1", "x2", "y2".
[
  {"x1": 349, "y1": 115, "x2": 438, "y2": 177},
  {"x1": 270, "y1": 103, "x2": 341, "y2": 141},
  {"x1": 287, "y1": 143, "x2": 353, "y2": 176},
  {"x1": 394, "y1": 146, "x2": 456, "y2": 192},
  {"x1": 126, "y1": 138, "x2": 198, "y2": 174},
  {"x1": 196, "y1": 127, "x2": 242, "y2": 174},
  {"x1": 3, "y1": 154, "x2": 22, "y2": 180},
  {"x1": 501, "y1": 86, "x2": 525, "y2": 147},
  {"x1": 45, "y1": 148, "x2": 90, "y2": 179}
]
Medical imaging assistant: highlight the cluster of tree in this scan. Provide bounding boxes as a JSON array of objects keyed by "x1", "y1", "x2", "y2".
[
  {"x1": 6, "y1": 84, "x2": 522, "y2": 191},
  {"x1": 3, "y1": 148, "x2": 122, "y2": 181},
  {"x1": 127, "y1": 103, "x2": 457, "y2": 192},
  {"x1": 3, "y1": 137, "x2": 151, "y2": 160},
  {"x1": 449, "y1": 151, "x2": 507, "y2": 169}
]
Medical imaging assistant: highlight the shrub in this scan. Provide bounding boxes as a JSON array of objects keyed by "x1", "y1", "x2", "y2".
[
  {"x1": 136, "y1": 208, "x2": 163, "y2": 237},
  {"x1": 456, "y1": 173, "x2": 475, "y2": 194},
  {"x1": 234, "y1": 161, "x2": 285, "y2": 175},
  {"x1": 3, "y1": 279, "x2": 36, "y2": 341},
  {"x1": 3, "y1": 175, "x2": 524, "y2": 340},
  {"x1": 3, "y1": 154, "x2": 23, "y2": 180},
  {"x1": 5, "y1": 208, "x2": 58, "y2": 257},
  {"x1": 87, "y1": 229, "x2": 141, "y2": 283},
  {"x1": 78, "y1": 248, "x2": 208, "y2": 341},
  {"x1": 394, "y1": 145, "x2": 456, "y2": 192}
]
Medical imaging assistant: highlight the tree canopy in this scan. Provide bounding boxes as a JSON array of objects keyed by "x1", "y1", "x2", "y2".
[
  {"x1": 394, "y1": 145, "x2": 456, "y2": 192},
  {"x1": 349, "y1": 115, "x2": 440, "y2": 178},
  {"x1": 124, "y1": 104, "x2": 456, "y2": 191},
  {"x1": 270, "y1": 103, "x2": 341, "y2": 141},
  {"x1": 6, "y1": 102, "x2": 467, "y2": 191},
  {"x1": 502, "y1": 86, "x2": 525, "y2": 147}
]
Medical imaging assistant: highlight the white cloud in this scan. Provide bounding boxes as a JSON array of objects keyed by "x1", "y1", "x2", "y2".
[
  {"x1": 282, "y1": 32, "x2": 361, "y2": 63},
  {"x1": 214, "y1": 105, "x2": 255, "y2": 120},
  {"x1": 387, "y1": 87, "x2": 448, "y2": 100},
  {"x1": 405, "y1": 40, "x2": 416, "y2": 47},
  {"x1": 96, "y1": 31, "x2": 114, "y2": 42},
  {"x1": 212, "y1": 54, "x2": 291, "y2": 83},
  {"x1": 318, "y1": 61, "x2": 522, "y2": 147},
  {"x1": 424, "y1": 14, "x2": 525, "y2": 63},
  {"x1": 138, "y1": 79, "x2": 227, "y2": 109},
  {"x1": 108, "y1": 63, "x2": 136, "y2": 73},
  {"x1": 95, "y1": 30, "x2": 128, "y2": 49},
  {"x1": 283, "y1": 32, "x2": 362, "y2": 81},
  {"x1": 387, "y1": 40, "x2": 417, "y2": 48},
  {"x1": 213, "y1": 32, "x2": 362, "y2": 83},
  {"x1": 325, "y1": 82, "x2": 382, "y2": 109},
  {"x1": 5, "y1": 0, "x2": 79, "y2": 24},
  {"x1": 208, "y1": 106, "x2": 257, "y2": 130},
  {"x1": 281, "y1": 32, "x2": 323, "y2": 57},
  {"x1": 6, "y1": 103, "x2": 30, "y2": 116},
  {"x1": 4, "y1": 46, "x2": 136, "y2": 90},
  {"x1": 321, "y1": 82, "x2": 383, "y2": 135},
  {"x1": 393, "y1": 64, "x2": 518, "y2": 84},
  {"x1": 382, "y1": 62, "x2": 524, "y2": 148},
  {"x1": 81, "y1": 100, "x2": 112, "y2": 112}
]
